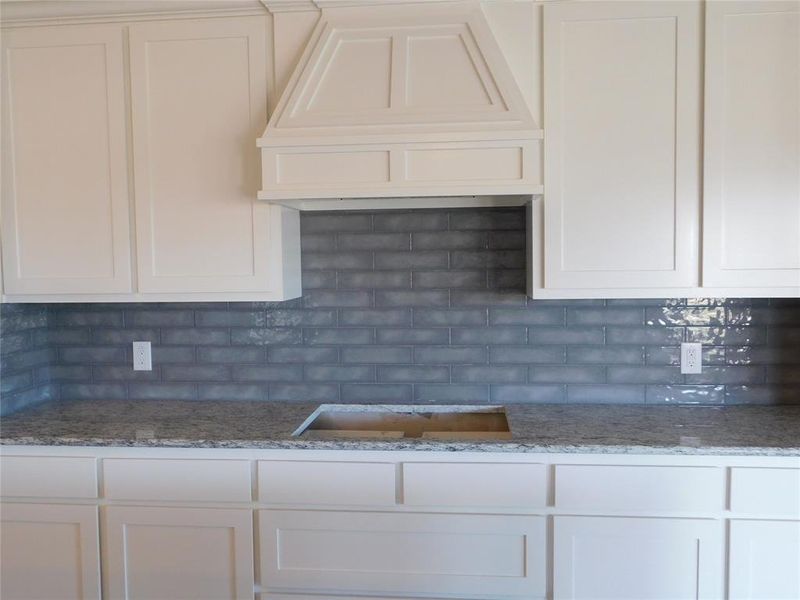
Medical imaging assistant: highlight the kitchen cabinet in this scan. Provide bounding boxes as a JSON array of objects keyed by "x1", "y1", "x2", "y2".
[
  {"x1": 0, "y1": 15, "x2": 301, "y2": 303},
  {"x1": 0, "y1": 503, "x2": 101, "y2": 600},
  {"x1": 1, "y1": 449, "x2": 798, "y2": 600},
  {"x1": 259, "y1": 510, "x2": 545, "y2": 598},
  {"x1": 0, "y1": 24, "x2": 133, "y2": 295},
  {"x1": 728, "y1": 520, "x2": 800, "y2": 600},
  {"x1": 538, "y1": 0, "x2": 702, "y2": 294},
  {"x1": 553, "y1": 516, "x2": 723, "y2": 599},
  {"x1": 702, "y1": 0, "x2": 800, "y2": 291},
  {"x1": 129, "y1": 17, "x2": 298, "y2": 296},
  {"x1": 534, "y1": 0, "x2": 799, "y2": 299},
  {"x1": 103, "y1": 505, "x2": 254, "y2": 600}
]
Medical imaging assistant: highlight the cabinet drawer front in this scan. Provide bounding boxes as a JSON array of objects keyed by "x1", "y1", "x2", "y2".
[
  {"x1": 730, "y1": 468, "x2": 800, "y2": 517},
  {"x1": 103, "y1": 459, "x2": 251, "y2": 502},
  {"x1": 259, "y1": 510, "x2": 545, "y2": 599},
  {"x1": 403, "y1": 462, "x2": 546, "y2": 507},
  {"x1": 1, "y1": 456, "x2": 97, "y2": 499},
  {"x1": 258, "y1": 461, "x2": 396, "y2": 506},
  {"x1": 555, "y1": 465, "x2": 724, "y2": 512}
]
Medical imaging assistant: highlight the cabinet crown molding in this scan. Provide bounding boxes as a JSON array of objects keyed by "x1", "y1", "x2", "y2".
[{"x1": 0, "y1": 1, "x2": 267, "y2": 26}]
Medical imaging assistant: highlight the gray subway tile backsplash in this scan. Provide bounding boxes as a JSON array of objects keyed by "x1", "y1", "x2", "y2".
[
  {"x1": 529, "y1": 365, "x2": 606, "y2": 384},
  {"x1": 377, "y1": 366, "x2": 450, "y2": 383},
  {"x1": 489, "y1": 346, "x2": 565, "y2": 365},
  {"x1": 1, "y1": 207, "x2": 799, "y2": 414},
  {"x1": 413, "y1": 308, "x2": 487, "y2": 327},
  {"x1": 490, "y1": 384, "x2": 566, "y2": 404},
  {"x1": 414, "y1": 346, "x2": 486, "y2": 364}
]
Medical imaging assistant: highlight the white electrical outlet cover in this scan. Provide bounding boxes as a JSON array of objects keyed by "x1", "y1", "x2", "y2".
[
  {"x1": 680, "y1": 342, "x2": 702, "y2": 375},
  {"x1": 132, "y1": 341, "x2": 152, "y2": 371}
]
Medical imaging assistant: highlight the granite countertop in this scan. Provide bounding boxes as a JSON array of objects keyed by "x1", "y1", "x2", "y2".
[{"x1": 2, "y1": 399, "x2": 800, "y2": 456}]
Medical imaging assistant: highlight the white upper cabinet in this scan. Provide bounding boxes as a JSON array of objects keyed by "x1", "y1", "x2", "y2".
[
  {"x1": 702, "y1": 0, "x2": 800, "y2": 293},
  {"x1": 539, "y1": 1, "x2": 702, "y2": 294},
  {"x1": 0, "y1": 25, "x2": 133, "y2": 295},
  {"x1": 129, "y1": 17, "x2": 299, "y2": 297}
]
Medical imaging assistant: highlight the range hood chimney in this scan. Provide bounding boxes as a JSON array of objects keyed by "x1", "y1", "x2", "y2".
[{"x1": 258, "y1": 0, "x2": 543, "y2": 207}]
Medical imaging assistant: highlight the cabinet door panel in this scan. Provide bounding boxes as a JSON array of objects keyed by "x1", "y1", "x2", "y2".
[
  {"x1": 729, "y1": 520, "x2": 800, "y2": 600},
  {"x1": 703, "y1": 1, "x2": 800, "y2": 290},
  {"x1": 260, "y1": 509, "x2": 545, "y2": 599},
  {"x1": 553, "y1": 516, "x2": 722, "y2": 600},
  {"x1": 1, "y1": 25, "x2": 132, "y2": 294},
  {"x1": 129, "y1": 17, "x2": 279, "y2": 293},
  {"x1": 542, "y1": 1, "x2": 701, "y2": 290},
  {"x1": 0, "y1": 503, "x2": 101, "y2": 600},
  {"x1": 103, "y1": 506, "x2": 254, "y2": 600}
]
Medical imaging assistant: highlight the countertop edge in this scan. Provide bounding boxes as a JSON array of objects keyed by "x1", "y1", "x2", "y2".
[{"x1": 2, "y1": 437, "x2": 799, "y2": 457}]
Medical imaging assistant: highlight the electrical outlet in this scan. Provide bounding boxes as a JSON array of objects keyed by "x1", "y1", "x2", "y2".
[
  {"x1": 680, "y1": 342, "x2": 702, "y2": 374},
  {"x1": 132, "y1": 341, "x2": 152, "y2": 371}
]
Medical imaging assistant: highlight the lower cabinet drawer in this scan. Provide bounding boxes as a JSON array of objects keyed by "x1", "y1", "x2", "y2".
[
  {"x1": 555, "y1": 464, "x2": 724, "y2": 513},
  {"x1": 402, "y1": 462, "x2": 546, "y2": 507},
  {"x1": 730, "y1": 468, "x2": 800, "y2": 517},
  {"x1": 258, "y1": 460, "x2": 396, "y2": 506},
  {"x1": 0, "y1": 456, "x2": 97, "y2": 499},
  {"x1": 103, "y1": 458, "x2": 251, "y2": 502},
  {"x1": 259, "y1": 510, "x2": 545, "y2": 599}
]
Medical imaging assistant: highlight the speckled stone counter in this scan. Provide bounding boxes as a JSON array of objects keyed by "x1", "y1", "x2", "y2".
[{"x1": 2, "y1": 400, "x2": 800, "y2": 456}]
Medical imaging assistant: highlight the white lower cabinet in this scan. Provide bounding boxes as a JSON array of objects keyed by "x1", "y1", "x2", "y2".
[
  {"x1": 259, "y1": 509, "x2": 546, "y2": 599},
  {"x1": 102, "y1": 506, "x2": 254, "y2": 600},
  {"x1": 0, "y1": 503, "x2": 101, "y2": 600},
  {"x1": 1, "y1": 451, "x2": 798, "y2": 600},
  {"x1": 728, "y1": 520, "x2": 800, "y2": 600},
  {"x1": 553, "y1": 516, "x2": 723, "y2": 600}
]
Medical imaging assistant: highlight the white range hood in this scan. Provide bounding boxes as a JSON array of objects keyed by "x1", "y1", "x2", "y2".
[{"x1": 258, "y1": 0, "x2": 543, "y2": 206}]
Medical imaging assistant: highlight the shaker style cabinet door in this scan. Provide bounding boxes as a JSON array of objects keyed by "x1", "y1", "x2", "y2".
[
  {"x1": 541, "y1": 1, "x2": 702, "y2": 291},
  {"x1": 702, "y1": 0, "x2": 800, "y2": 292},
  {"x1": 0, "y1": 25, "x2": 132, "y2": 294},
  {"x1": 553, "y1": 516, "x2": 723, "y2": 600},
  {"x1": 728, "y1": 520, "x2": 800, "y2": 600},
  {"x1": 0, "y1": 503, "x2": 101, "y2": 600},
  {"x1": 259, "y1": 509, "x2": 546, "y2": 599},
  {"x1": 128, "y1": 17, "x2": 298, "y2": 296},
  {"x1": 102, "y1": 506, "x2": 254, "y2": 600}
]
